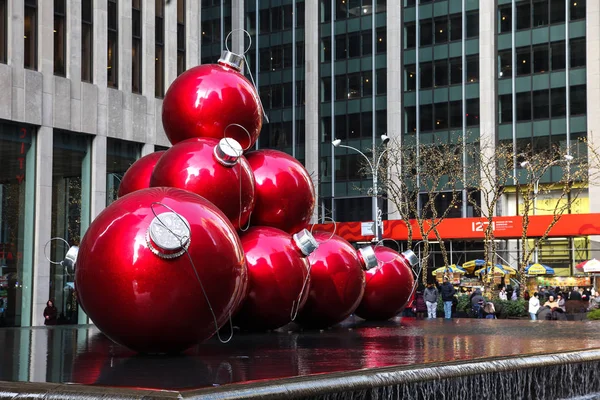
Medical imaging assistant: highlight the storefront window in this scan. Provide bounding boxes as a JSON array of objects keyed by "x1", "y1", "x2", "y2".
[
  {"x1": 50, "y1": 131, "x2": 91, "y2": 325},
  {"x1": 106, "y1": 138, "x2": 141, "y2": 205},
  {"x1": 0, "y1": 123, "x2": 35, "y2": 327}
]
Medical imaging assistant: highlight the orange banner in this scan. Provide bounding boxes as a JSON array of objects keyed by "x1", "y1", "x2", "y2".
[{"x1": 311, "y1": 213, "x2": 600, "y2": 242}]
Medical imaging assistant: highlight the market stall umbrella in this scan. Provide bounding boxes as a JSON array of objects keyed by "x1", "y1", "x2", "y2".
[
  {"x1": 575, "y1": 259, "x2": 600, "y2": 273},
  {"x1": 496, "y1": 264, "x2": 517, "y2": 276},
  {"x1": 462, "y1": 259, "x2": 492, "y2": 274},
  {"x1": 475, "y1": 266, "x2": 507, "y2": 276},
  {"x1": 431, "y1": 265, "x2": 466, "y2": 276},
  {"x1": 525, "y1": 263, "x2": 555, "y2": 276}
]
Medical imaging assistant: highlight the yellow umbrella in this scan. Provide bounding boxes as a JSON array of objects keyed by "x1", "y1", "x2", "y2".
[
  {"x1": 431, "y1": 265, "x2": 466, "y2": 276},
  {"x1": 525, "y1": 263, "x2": 555, "y2": 275},
  {"x1": 496, "y1": 264, "x2": 517, "y2": 276},
  {"x1": 475, "y1": 266, "x2": 507, "y2": 276},
  {"x1": 462, "y1": 259, "x2": 493, "y2": 274}
]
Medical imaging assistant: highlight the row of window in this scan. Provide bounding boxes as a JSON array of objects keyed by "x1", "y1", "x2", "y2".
[
  {"x1": 322, "y1": 69, "x2": 387, "y2": 102},
  {"x1": 321, "y1": 29, "x2": 386, "y2": 63},
  {"x1": 498, "y1": 39, "x2": 585, "y2": 78},
  {"x1": 405, "y1": 56, "x2": 479, "y2": 91},
  {"x1": 322, "y1": 110, "x2": 387, "y2": 142},
  {"x1": 405, "y1": 12, "x2": 479, "y2": 49},
  {"x1": 405, "y1": 99, "x2": 480, "y2": 133},
  {"x1": 201, "y1": 17, "x2": 232, "y2": 45},
  {"x1": 498, "y1": 0, "x2": 586, "y2": 34},
  {"x1": 498, "y1": 85, "x2": 587, "y2": 123},
  {"x1": 258, "y1": 81, "x2": 305, "y2": 109},
  {"x1": 258, "y1": 120, "x2": 306, "y2": 150},
  {"x1": 14, "y1": 0, "x2": 185, "y2": 97},
  {"x1": 245, "y1": 4, "x2": 306, "y2": 35},
  {"x1": 321, "y1": 0, "x2": 386, "y2": 23},
  {"x1": 258, "y1": 43, "x2": 304, "y2": 72}
]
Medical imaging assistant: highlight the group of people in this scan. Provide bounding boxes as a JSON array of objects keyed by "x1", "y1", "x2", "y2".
[
  {"x1": 411, "y1": 277, "x2": 459, "y2": 320},
  {"x1": 528, "y1": 286, "x2": 600, "y2": 320}
]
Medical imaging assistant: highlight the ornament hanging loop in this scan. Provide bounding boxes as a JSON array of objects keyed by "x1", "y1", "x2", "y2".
[
  {"x1": 44, "y1": 237, "x2": 78, "y2": 277},
  {"x1": 373, "y1": 238, "x2": 403, "y2": 266},
  {"x1": 224, "y1": 123, "x2": 252, "y2": 152},
  {"x1": 225, "y1": 29, "x2": 253, "y2": 56},
  {"x1": 310, "y1": 216, "x2": 337, "y2": 243}
]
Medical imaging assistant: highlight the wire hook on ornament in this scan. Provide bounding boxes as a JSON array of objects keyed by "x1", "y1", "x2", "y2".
[{"x1": 310, "y1": 216, "x2": 338, "y2": 243}]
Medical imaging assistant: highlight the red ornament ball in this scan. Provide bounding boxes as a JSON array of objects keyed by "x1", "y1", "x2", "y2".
[
  {"x1": 161, "y1": 57, "x2": 262, "y2": 150},
  {"x1": 75, "y1": 187, "x2": 247, "y2": 354},
  {"x1": 245, "y1": 149, "x2": 315, "y2": 234},
  {"x1": 295, "y1": 232, "x2": 366, "y2": 328},
  {"x1": 354, "y1": 247, "x2": 417, "y2": 321},
  {"x1": 117, "y1": 151, "x2": 165, "y2": 198},
  {"x1": 234, "y1": 226, "x2": 318, "y2": 331},
  {"x1": 150, "y1": 137, "x2": 255, "y2": 230}
]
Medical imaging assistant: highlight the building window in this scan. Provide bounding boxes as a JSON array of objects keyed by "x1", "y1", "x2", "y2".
[
  {"x1": 420, "y1": 104, "x2": 433, "y2": 132},
  {"x1": 434, "y1": 17, "x2": 448, "y2": 44},
  {"x1": 517, "y1": 48, "x2": 531, "y2": 75},
  {"x1": 570, "y1": 0, "x2": 585, "y2": 21},
  {"x1": 107, "y1": 0, "x2": 118, "y2": 88},
  {"x1": 466, "y1": 98, "x2": 479, "y2": 126},
  {"x1": 516, "y1": 2, "x2": 531, "y2": 30},
  {"x1": 533, "y1": 89, "x2": 550, "y2": 119},
  {"x1": 533, "y1": 45, "x2": 549, "y2": 73},
  {"x1": 449, "y1": 14, "x2": 461, "y2": 41},
  {"x1": 499, "y1": 5, "x2": 511, "y2": 33},
  {"x1": 24, "y1": 0, "x2": 37, "y2": 70},
  {"x1": 434, "y1": 60, "x2": 448, "y2": 87},
  {"x1": 498, "y1": 94, "x2": 512, "y2": 124},
  {"x1": 0, "y1": 0, "x2": 6, "y2": 63},
  {"x1": 449, "y1": 101, "x2": 462, "y2": 128},
  {"x1": 466, "y1": 12, "x2": 479, "y2": 38},
  {"x1": 450, "y1": 57, "x2": 461, "y2": 84},
  {"x1": 81, "y1": 0, "x2": 93, "y2": 82},
  {"x1": 498, "y1": 50, "x2": 511, "y2": 78},
  {"x1": 434, "y1": 102, "x2": 448, "y2": 130},
  {"x1": 155, "y1": 0, "x2": 165, "y2": 97},
  {"x1": 550, "y1": 0, "x2": 565, "y2": 24},
  {"x1": 570, "y1": 85, "x2": 586, "y2": 115},
  {"x1": 551, "y1": 41, "x2": 565, "y2": 70},
  {"x1": 405, "y1": 23, "x2": 415, "y2": 49},
  {"x1": 405, "y1": 64, "x2": 416, "y2": 91},
  {"x1": 420, "y1": 62, "x2": 433, "y2": 89},
  {"x1": 132, "y1": 0, "x2": 142, "y2": 93},
  {"x1": 377, "y1": 68, "x2": 386, "y2": 95},
  {"x1": 466, "y1": 56, "x2": 479, "y2": 83},
  {"x1": 516, "y1": 92, "x2": 532, "y2": 121},
  {"x1": 177, "y1": 0, "x2": 185, "y2": 75},
  {"x1": 106, "y1": 138, "x2": 141, "y2": 205},
  {"x1": 533, "y1": 0, "x2": 549, "y2": 27},
  {"x1": 420, "y1": 20, "x2": 433, "y2": 46},
  {"x1": 54, "y1": 0, "x2": 66, "y2": 76},
  {"x1": 551, "y1": 87, "x2": 566, "y2": 117},
  {"x1": 570, "y1": 38, "x2": 586, "y2": 68}
]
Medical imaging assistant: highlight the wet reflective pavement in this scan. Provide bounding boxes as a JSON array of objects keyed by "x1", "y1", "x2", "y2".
[{"x1": 2, "y1": 318, "x2": 600, "y2": 391}]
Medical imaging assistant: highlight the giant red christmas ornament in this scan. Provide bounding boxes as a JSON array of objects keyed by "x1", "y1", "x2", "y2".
[
  {"x1": 117, "y1": 151, "x2": 165, "y2": 198},
  {"x1": 234, "y1": 226, "x2": 318, "y2": 331},
  {"x1": 150, "y1": 137, "x2": 255, "y2": 230},
  {"x1": 161, "y1": 51, "x2": 263, "y2": 150},
  {"x1": 75, "y1": 187, "x2": 247, "y2": 354},
  {"x1": 296, "y1": 232, "x2": 373, "y2": 328},
  {"x1": 245, "y1": 149, "x2": 315, "y2": 234},
  {"x1": 355, "y1": 247, "x2": 418, "y2": 321}
]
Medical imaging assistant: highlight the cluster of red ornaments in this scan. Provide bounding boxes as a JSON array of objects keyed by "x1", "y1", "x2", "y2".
[{"x1": 74, "y1": 51, "x2": 417, "y2": 354}]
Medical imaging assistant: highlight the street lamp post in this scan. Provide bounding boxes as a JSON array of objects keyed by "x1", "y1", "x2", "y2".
[
  {"x1": 520, "y1": 154, "x2": 573, "y2": 263},
  {"x1": 332, "y1": 134, "x2": 390, "y2": 242}
]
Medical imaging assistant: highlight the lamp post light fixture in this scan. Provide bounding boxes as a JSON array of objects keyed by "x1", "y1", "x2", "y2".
[
  {"x1": 519, "y1": 154, "x2": 573, "y2": 262},
  {"x1": 332, "y1": 134, "x2": 390, "y2": 242}
]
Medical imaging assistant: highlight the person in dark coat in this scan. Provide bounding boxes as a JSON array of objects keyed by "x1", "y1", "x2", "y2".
[
  {"x1": 43, "y1": 299, "x2": 58, "y2": 326},
  {"x1": 470, "y1": 289, "x2": 486, "y2": 319},
  {"x1": 440, "y1": 277, "x2": 456, "y2": 319},
  {"x1": 414, "y1": 289, "x2": 428, "y2": 320},
  {"x1": 569, "y1": 287, "x2": 582, "y2": 300}
]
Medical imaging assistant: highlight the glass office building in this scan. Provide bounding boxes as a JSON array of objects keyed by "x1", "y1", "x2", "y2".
[{"x1": 0, "y1": 0, "x2": 598, "y2": 326}]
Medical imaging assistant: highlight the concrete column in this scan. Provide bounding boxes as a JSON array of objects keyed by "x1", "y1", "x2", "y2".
[
  {"x1": 9, "y1": 0, "x2": 24, "y2": 117},
  {"x1": 67, "y1": 0, "x2": 82, "y2": 131},
  {"x1": 164, "y1": 0, "x2": 177, "y2": 88},
  {"x1": 479, "y1": 0, "x2": 497, "y2": 217},
  {"x1": 587, "y1": 1, "x2": 600, "y2": 257},
  {"x1": 141, "y1": 142, "x2": 155, "y2": 156},
  {"x1": 231, "y1": 0, "x2": 245, "y2": 56},
  {"x1": 185, "y1": 0, "x2": 199, "y2": 68},
  {"x1": 90, "y1": 135, "x2": 107, "y2": 221},
  {"x1": 39, "y1": 0, "x2": 54, "y2": 127},
  {"x1": 386, "y1": 0, "x2": 402, "y2": 220},
  {"x1": 119, "y1": 0, "x2": 133, "y2": 93},
  {"x1": 142, "y1": 0, "x2": 157, "y2": 144},
  {"x1": 32, "y1": 126, "x2": 53, "y2": 326},
  {"x1": 94, "y1": 0, "x2": 108, "y2": 137},
  {"x1": 305, "y1": 0, "x2": 319, "y2": 223}
]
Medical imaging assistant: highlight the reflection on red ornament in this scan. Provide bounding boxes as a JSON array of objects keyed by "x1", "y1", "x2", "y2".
[
  {"x1": 117, "y1": 151, "x2": 165, "y2": 198},
  {"x1": 245, "y1": 149, "x2": 315, "y2": 234},
  {"x1": 161, "y1": 52, "x2": 262, "y2": 150},
  {"x1": 355, "y1": 247, "x2": 417, "y2": 321},
  {"x1": 234, "y1": 227, "x2": 318, "y2": 331},
  {"x1": 76, "y1": 187, "x2": 247, "y2": 354},
  {"x1": 296, "y1": 232, "x2": 366, "y2": 328},
  {"x1": 150, "y1": 137, "x2": 255, "y2": 230}
]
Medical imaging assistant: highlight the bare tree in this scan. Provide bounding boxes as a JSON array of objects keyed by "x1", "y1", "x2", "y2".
[
  {"x1": 516, "y1": 138, "x2": 600, "y2": 286},
  {"x1": 376, "y1": 136, "x2": 465, "y2": 283}
]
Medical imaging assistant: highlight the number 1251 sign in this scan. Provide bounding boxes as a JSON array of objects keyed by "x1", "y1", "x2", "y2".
[{"x1": 471, "y1": 221, "x2": 496, "y2": 232}]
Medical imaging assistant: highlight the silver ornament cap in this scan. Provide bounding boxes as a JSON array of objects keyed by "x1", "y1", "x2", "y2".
[
  {"x1": 358, "y1": 246, "x2": 378, "y2": 270},
  {"x1": 292, "y1": 229, "x2": 319, "y2": 256},
  {"x1": 402, "y1": 249, "x2": 419, "y2": 267},
  {"x1": 147, "y1": 212, "x2": 191, "y2": 259},
  {"x1": 218, "y1": 50, "x2": 245, "y2": 71},
  {"x1": 214, "y1": 137, "x2": 243, "y2": 167}
]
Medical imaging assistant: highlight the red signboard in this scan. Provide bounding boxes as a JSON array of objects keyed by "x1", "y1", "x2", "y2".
[{"x1": 310, "y1": 213, "x2": 600, "y2": 242}]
